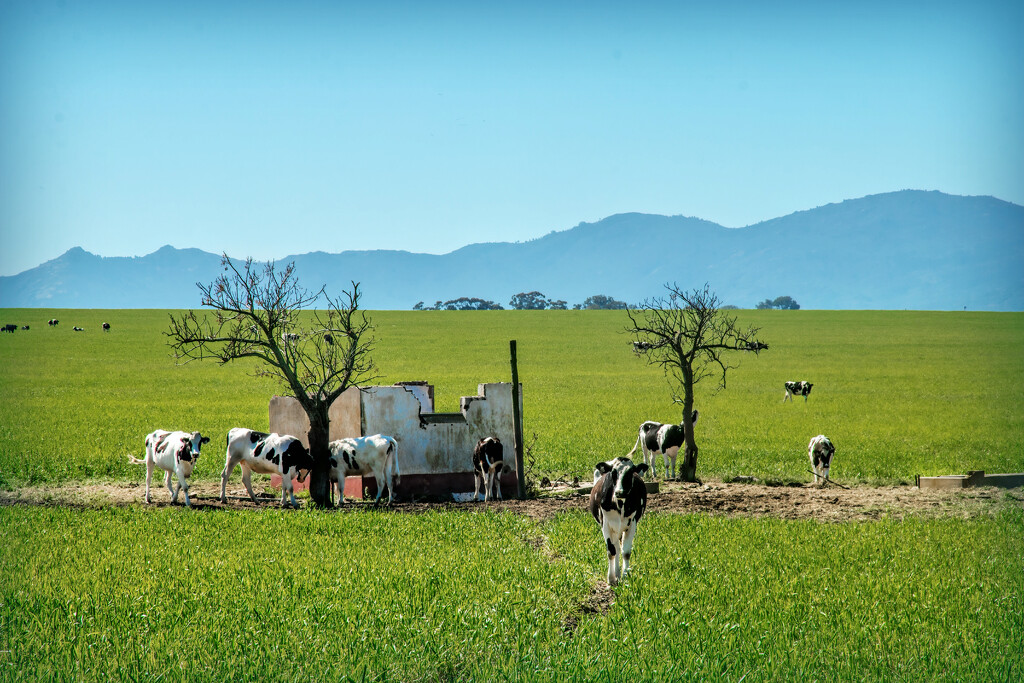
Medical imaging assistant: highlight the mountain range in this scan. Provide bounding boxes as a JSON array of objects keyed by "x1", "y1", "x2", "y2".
[{"x1": 1, "y1": 190, "x2": 1021, "y2": 310}]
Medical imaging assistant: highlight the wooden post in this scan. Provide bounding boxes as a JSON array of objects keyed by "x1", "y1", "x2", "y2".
[{"x1": 510, "y1": 340, "x2": 526, "y2": 499}]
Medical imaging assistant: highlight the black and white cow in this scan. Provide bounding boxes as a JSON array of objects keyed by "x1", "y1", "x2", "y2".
[
  {"x1": 784, "y1": 381, "x2": 814, "y2": 402},
  {"x1": 128, "y1": 430, "x2": 210, "y2": 507},
  {"x1": 808, "y1": 435, "x2": 836, "y2": 485},
  {"x1": 281, "y1": 332, "x2": 300, "y2": 343},
  {"x1": 590, "y1": 457, "x2": 650, "y2": 586},
  {"x1": 328, "y1": 434, "x2": 401, "y2": 505},
  {"x1": 472, "y1": 436, "x2": 505, "y2": 502},
  {"x1": 626, "y1": 410, "x2": 699, "y2": 480},
  {"x1": 102, "y1": 322, "x2": 111, "y2": 332},
  {"x1": 222, "y1": 428, "x2": 314, "y2": 508},
  {"x1": 48, "y1": 319, "x2": 60, "y2": 326},
  {"x1": 73, "y1": 326, "x2": 84, "y2": 332},
  {"x1": 20, "y1": 325, "x2": 29, "y2": 330}
]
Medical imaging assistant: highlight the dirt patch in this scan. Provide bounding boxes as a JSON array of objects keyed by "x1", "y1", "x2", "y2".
[
  {"x1": 1, "y1": 479, "x2": 1020, "y2": 521},
  {"x1": 562, "y1": 580, "x2": 615, "y2": 637}
]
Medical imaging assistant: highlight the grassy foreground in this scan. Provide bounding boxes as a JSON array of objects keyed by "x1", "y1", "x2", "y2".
[
  {"x1": 1, "y1": 505, "x2": 1021, "y2": 682},
  {"x1": 1, "y1": 309, "x2": 1022, "y2": 486}
]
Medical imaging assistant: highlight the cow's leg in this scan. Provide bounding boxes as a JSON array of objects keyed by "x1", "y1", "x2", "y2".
[
  {"x1": 621, "y1": 518, "x2": 639, "y2": 579},
  {"x1": 493, "y1": 464, "x2": 503, "y2": 501},
  {"x1": 240, "y1": 465, "x2": 258, "y2": 503},
  {"x1": 474, "y1": 469, "x2": 484, "y2": 501},
  {"x1": 285, "y1": 479, "x2": 300, "y2": 509},
  {"x1": 144, "y1": 460, "x2": 155, "y2": 504},
  {"x1": 642, "y1": 443, "x2": 656, "y2": 480},
  {"x1": 784, "y1": 390, "x2": 791, "y2": 402},
  {"x1": 604, "y1": 528, "x2": 621, "y2": 586},
  {"x1": 382, "y1": 466, "x2": 395, "y2": 505},
  {"x1": 165, "y1": 470, "x2": 177, "y2": 503},
  {"x1": 220, "y1": 454, "x2": 242, "y2": 503}
]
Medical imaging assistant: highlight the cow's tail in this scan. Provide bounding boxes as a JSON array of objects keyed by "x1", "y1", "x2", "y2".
[
  {"x1": 387, "y1": 439, "x2": 401, "y2": 486},
  {"x1": 126, "y1": 454, "x2": 147, "y2": 465},
  {"x1": 626, "y1": 430, "x2": 642, "y2": 458}
]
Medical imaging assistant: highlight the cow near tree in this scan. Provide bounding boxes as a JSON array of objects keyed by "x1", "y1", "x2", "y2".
[
  {"x1": 166, "y1": 255, "x2": 378, "y2": 508},
  {"x1": 626, "y1": 283, "x2": 768, "y2": 482}
]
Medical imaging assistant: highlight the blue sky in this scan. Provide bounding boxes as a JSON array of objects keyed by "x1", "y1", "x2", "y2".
[{"x1": 1, "y1": 0, "x2": 1021, "y2": 277}]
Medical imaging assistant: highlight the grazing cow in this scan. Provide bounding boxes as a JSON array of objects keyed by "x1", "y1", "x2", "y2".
[
  {"x1": 48, "y1": 319, "x2": 60, "y2": 327},
  {"x1": 281, "y1": 332, "x2": 300, "y2": 343},
  {"x1": 328, "y1": 434, "x2": 401, "y2": 505},
  {"x1": 472, "y1": 436, "x2": 505, "y2": 501},
  {"x1": 784, "y1": 381, "x2": 814, "y2": 402},
  {"x1": 128, "y1": 430, "x2": 210, "y2": 506},
  {"x1": 626, "y1": 410, "x2": 699, "y2": 479},
  {"x1": 808, "y1": 435, "x2": 836, "y2": 485},
  {"x1": 73, "y1": 326, "x2": 84, "y2": 332},
  {"x1": 20, "y1": 325, "x2": 29, "y2": 330},
  {"x1": 323, "y1": 333, "x2": 334, "y2": 345},
  {"x1": 1, "y1": 324, "x2": 16, "y2": 333},
  {"x1": 102, "y1": 322, "x2": 111, "y2": 331},
  {"x1": 590, "y1": 457, "x2": 650, "y2": 586},
  {"x1": 222, "y1": 428, "x2": 314, "y2": 508}
]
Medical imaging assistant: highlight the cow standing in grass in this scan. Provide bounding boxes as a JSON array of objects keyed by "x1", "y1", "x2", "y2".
[
  {"x1": 128, "y1": 430, "x2": 210, "y2": 507},
  {"x1": 590, "y1": 457, "x2": 649, "y2": 586},
  {"x1": 784, "y1": 381, "x2": 814, "y2": 402},
  {"x1": 808, "y1": 435, "x2": 836, "y2": 485},
  {"x1": 328, "y1": 434, "x2": 401, "y2": 506},
  {"x1": 222, "y1": 428, "x2": 314, "y2": 508},
  {"x1": 472, "y1": 436, "x2": 505, "y2": 502},
  {"x1": 627, "y1": 410, "x2": 699, "y2": 480}
]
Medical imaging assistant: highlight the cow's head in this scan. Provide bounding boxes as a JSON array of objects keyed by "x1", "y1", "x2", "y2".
[
  {"x1": 817, "y1": 439, "x2": 835, "y2": 476},
  {"x1": 178, "y1": 432, "x2": 210, "y2": 462},
  {"x1": 595, "y1": 457, "x2": 649, "y2": 503},
  {"x1": 283, "y1": 440, "x2": 314, "y2": 482}
]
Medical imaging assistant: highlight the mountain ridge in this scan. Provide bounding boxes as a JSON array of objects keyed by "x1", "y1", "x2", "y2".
[{"x1": 2, "y1": 190, "x2": 1021, "y2": 310}]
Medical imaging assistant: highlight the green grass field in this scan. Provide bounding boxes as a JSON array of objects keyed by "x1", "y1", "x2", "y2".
[
  {"x1": 1, "y1": 308, "x2": 1023, "y2": 681},
  {"x1": 1, "y1": 309, "x2": 1022, "y2": 486}
]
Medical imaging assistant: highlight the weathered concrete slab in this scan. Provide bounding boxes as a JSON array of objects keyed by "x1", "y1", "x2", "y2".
[{"x1": 917, "y1": 470, "x2": 1024, "y2": 490}]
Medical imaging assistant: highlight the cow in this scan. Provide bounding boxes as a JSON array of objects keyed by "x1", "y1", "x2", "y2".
[
  {"x1": 472, "y1": 436, "x2": 505, "y2": 501},
  {"x1": 281, "y1": 333, "x2": 300, "y2": 343},
  {"x1": 221, "y1": 429, "x2": 314, "y2": 508},
  {"x1": 590, "y1": 457, "x2": 650, "y2": 586},
  {"x1": 328, "y1": 434, "x2": 401, "y2": 505},
  {"x1": 73, "y1": 326, "x2": 84, "y2": 332},
  {"x1": 626, "y1": 410, "x2": 699, "y2": 480},
  {"x1": 102, "y1": 322, "x2": 111, "y2": 332},
  {"x1": 808, "y1": 435, "x2": 836, "y2": 485},
  {"x1": 784, "y1": 381, "x2": 814, "y2": 402},
  {"x1": 20, "y1": 325, "x2": 29, "y2": 330},
  {"x1": 1, "y1": 324, "x2": 16, "y2": 333},
  {"x1": 48, "y1": 319, "x2": 59, "y2": 327},
  {"x1": 127, "y1": 430, "x2": 210, "y2": 507}
]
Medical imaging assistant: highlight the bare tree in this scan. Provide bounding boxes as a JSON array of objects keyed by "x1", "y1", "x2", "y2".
[
  {"x1": 626, "y1": 283, "x2": 768, "y2": 482},
  {"x1": 166, "y1": 255, "x2": 378, "y2": 507}
]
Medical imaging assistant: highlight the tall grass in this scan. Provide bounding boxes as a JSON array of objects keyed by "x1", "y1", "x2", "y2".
[
  {"x1": 1, "y1": 309, "x2": 1022, "y2": 486},
  {"x1": 1, "y1": 505, "x2": 1020, "y2": 681}
]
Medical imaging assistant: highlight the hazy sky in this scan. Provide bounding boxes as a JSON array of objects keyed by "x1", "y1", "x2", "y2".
[{"x1": 2, "y1": 0, "x2": 1021, "y2": 276}]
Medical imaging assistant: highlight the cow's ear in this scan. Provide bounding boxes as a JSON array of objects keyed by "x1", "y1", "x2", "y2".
[
  {"x1": 634, "y1": 463, "x2": 650, "y2": 475},
  {"x1": 201, "y1": 437, "x2": 210, "y2": 445},
  {"x1": 595, "y1": 462, "x2": 613, "y2": 474}
]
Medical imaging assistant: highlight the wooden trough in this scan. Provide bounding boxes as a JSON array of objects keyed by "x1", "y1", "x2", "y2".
[{"x1": 916, "y1": 470, "x2": 1024, "y2": 491}]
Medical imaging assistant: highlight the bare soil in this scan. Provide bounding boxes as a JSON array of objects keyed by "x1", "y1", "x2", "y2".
[{"x1": 1, "y1": 479, "x2": 1020, "y2": 521}]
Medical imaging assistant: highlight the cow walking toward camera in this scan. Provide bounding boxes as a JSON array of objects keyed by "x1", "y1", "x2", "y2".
[
  {"x1": 222, "y1": 428, "x2": 314, "y2": 508},
  {"x1": 808, "y1": 435, "x2": 836, "y2": 485},
  {"x1": 472, "y1": 436, "x2": 505, "y2": 501},
  {"x1": 128, "y1": 430, "x2": 210, "y2": 507},
  {"x1": 590, "y1": 457, "x2": 649, "y2": 586},
  {"x1": 328, "y1": 434, "x2": 401, "y2": 505},
  {"x1": 784, "y1": 381, "x2": 814, "y2": 402},
  {"x1": 626, "y1": 410, "x2": 699, "y2": 479}
]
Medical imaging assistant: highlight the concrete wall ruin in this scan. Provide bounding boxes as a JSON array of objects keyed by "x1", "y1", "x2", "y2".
[{"x1": 269, "y1": 381, "x2": 520, "y2": 500}]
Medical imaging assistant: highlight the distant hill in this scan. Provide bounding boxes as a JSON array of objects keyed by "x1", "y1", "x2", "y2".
[{"x1": 1, "y1": 191, "x2": 1021, "y2": 310}]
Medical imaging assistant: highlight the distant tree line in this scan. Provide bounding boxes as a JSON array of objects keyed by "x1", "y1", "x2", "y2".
[
  {"x1": 756, "y1": 296, "x2": 800, "y2": 310},
  {"x1": 412, "y1": 292, "x2": 630, "y2": 311}
]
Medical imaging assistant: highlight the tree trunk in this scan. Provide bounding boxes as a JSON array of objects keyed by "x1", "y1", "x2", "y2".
[
  {"x1": 679, "y1": 365, "x2": 701, "y2": 483},
  {"x1": 306, "y1": 410, "x2": 333, "y2": 509},
  {"x1": 679, "y1": 441, "x2": 699, "y2": 483}
]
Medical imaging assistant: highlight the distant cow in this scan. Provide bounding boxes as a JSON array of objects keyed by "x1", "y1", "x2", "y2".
[
  {"x1": 472, "y1": 436, "x2": 505, "y2": 501},
  {"x1": 626, "y1": 410, "x2": 699, "y2": 479},
  {"x1": 590, "y1": 457, "x2": 649, "y2": 586},
  {"x1": 222, "y1": 429, "x2": 314, "y2": 508},
  {"x1": 808, "y1": 435, "x2": 836, "y2": 485},
  {"x1": 281, "y1": 333, "x2": 300, "y2": 343},
  {"x1": 128, "y1": 430, "x2": 210, "y2": 507},
  {"x1": 784, "y1": 381, "x2": 813, "y2": 402},
  {"x1": 20, "y1": 325, "x2": 29, "y2": 330},
  {"x1": 73, "y1": 326, "x2": 84, "y2": 332},
  {"x1": 328, "y1": 434, "x2": 401, "y2": 505},
  {"x1": 48, "y1": 319, "x2": 59, "y2": 327},
  {"x1": 102, "y1": 322, "x2": 111, "y2": 332},
  {"x1": 1, "y1": 324, "x2": 16, "y2": 333}
]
